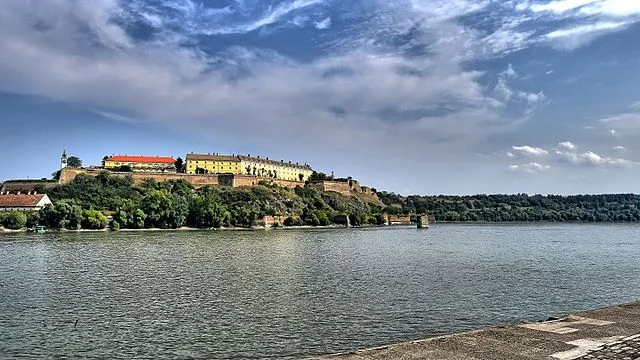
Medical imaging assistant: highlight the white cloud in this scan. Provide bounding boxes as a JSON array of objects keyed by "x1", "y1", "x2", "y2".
[
  {"x1": 543, "y1": 21, "x2": 631, "y2": 49},
  {"x1": 557, "y1": 141, "x2": 577, "y2": 151},
  {"x1": 410, "y1": 0, "x2": 490, "y2": 21},
  {"x1": 315, "y1": 17, "x2": 331, "y2": 30},
  {"x1": 631, "y1": 101, "x2": 640, "y2": 109},
  {"x1": 0, "y1": 0, "x2": 544, "y2": 163},
  {"x1": 613, "y1": 145, "x2": 626, "y2": 152},
  {"x1": 599, "y1": 113, "x2": 640, "y2": 130},
  {"x1": 527, "y1": 0, "x2": 599, "y2": 14},
  {"x1": 580, "y1": 0, "x2": 640, "y2": 17},
  {"x1": 511, "y1": 0, "x2": 640, "y2": 51},
  {"x1": 506, "y1": 141, "x2": 638, "y2": 168},
  {"x1": 555, "y1": 148, "x2": 637, "y2": 167},
  {"x1": 501, "y1": 64, "x2": 517, "y2": 78},
  {"x1": 511, "y1": 145, "x2": 549, "y2": 157},
  {"x1": 545, "y1": 21, "x2": 630, "y2": 39},
  {"x1": 508, "y1": 162, "x2": 551, "y2": 174}
]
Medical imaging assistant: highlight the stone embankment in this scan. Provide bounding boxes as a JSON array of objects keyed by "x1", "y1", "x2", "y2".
[{"x1": 311, "y1": 301, "x2": 640, "y2": 360}]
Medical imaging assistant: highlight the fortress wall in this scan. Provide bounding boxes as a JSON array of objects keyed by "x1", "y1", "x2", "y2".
[
  {"x1": 60, "y1": 168, "x2": 220, "y2": 187},
  {"x1": 257, "y1": 215, "x2": 288, "y2": 227},
  {"x1": 58, "y1": 168, "x2": 305, "y2": 189},
  {"x1": 388, "y1": 215, "x2": 412, "y2": 225}
]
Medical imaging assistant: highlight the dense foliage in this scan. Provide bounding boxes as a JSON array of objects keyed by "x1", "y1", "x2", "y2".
[
  {"x1": 20, "y1": 172, "x2": 384, "y2": 230},
  {"x1": 378, "y1": 192, "x2": 640, "y2": 222}
]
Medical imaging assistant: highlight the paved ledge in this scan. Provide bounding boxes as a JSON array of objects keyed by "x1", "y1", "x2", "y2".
[{"x1": 310, "y1": 301, "x2": 640, "y2": 360}]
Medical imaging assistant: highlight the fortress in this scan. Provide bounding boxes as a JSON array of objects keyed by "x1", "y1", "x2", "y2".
[{"x1": 1, "y1": 151, "x2": 381, "y2": 204}]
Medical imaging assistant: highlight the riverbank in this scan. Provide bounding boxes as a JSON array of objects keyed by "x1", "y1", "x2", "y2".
[
  {"x1": 0, "y1": 223, "x2": 407, "y2": 234},
  {"x1": 311, "y1": 301, "x2": 640, "y2": 360}
]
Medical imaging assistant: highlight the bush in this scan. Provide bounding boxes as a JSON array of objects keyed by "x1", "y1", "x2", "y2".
[
  {"x1": 110, "y1": 220, "x2": 120, "y2": 231},
  {"x1": 41, "y1": 201, "x2": 83, "y2": 230},
  {"x1": 25, "y1": 211, "x2": 41, "y2": 228},
  {"x1": 304, "y1": 213, "x2": 320, "y2": 226},
  {"x1": 1, "y1": 211, "x2": 27, "y2": 230},
  {"x1": 81, "y1": 209, "x2": 109, "y2": 230},
  {"x1": 283, "y1": 216, "x2": 304, "y2": 227}
]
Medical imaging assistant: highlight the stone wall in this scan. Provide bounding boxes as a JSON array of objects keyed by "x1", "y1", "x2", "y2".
[
  {"x1": 58, "y1": 168, "x2": 308, "y2": 189},
  {"x1": 308, "y1": 180, "x2": 352, "y2": 196},
  {"x1": 388, "y1": 215, "x2": 412, "y2": 225},
  {"x1": 60, "y1": 168, "x2": 220, "y2": 187},
  {"x1": 257, "y1": 215, "x2": 288, "y2": 228}
]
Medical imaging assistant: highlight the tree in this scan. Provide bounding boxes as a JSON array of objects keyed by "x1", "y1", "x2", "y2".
[
  {"x1": 230, "y1": 204, "x2": 256, "y2": 228},
  {"x1": 67, "y1": 156, "x2": 82, "y2": 168},
  {"x1": 102, "y1": 156, "x2": 109, "y2": 167},
  {"x1": 81, "y1": 209, "x2": 109, "y2": 230},
  {"x1": 25, "y1": 211, "x2": 41, "y2": 228},
  {"x1": 189, "y1": 195, "x2": 230, "y2": 228},
  {"x1": 41, "y1": 201, "x2": 83, "y2": 230},
  {"x1": 174, "y1": 157, "x2": 184, "y2": 173},
  {"x1": 0, "y1": 211, "x2": 27, "y2": 230},
  {"x1": 113, "y1": 200, "x2": 146, "y2": 229},
  {"x1": 141, "y1": 189, "x2": 174, "y2": 228}
]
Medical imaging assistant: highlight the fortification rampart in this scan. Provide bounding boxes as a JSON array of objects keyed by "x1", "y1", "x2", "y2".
[
  {"x1": 308, "y1": 178, "x2": 380, "y2": 204},
  {"x1": 59, "y1": 168, "x2": 307, "y2": 189}
]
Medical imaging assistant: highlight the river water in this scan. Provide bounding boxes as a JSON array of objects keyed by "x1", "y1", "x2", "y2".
[{"x1": 1, "y1": 224, "x2": 639, "y2": 359}]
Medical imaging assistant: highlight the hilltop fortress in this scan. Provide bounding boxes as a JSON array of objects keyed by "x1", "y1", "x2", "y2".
[{"x1": 2, "y1": 151, "x2": 381, "y2": 203}]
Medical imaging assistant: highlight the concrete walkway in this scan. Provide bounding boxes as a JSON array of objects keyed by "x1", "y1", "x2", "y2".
[{"x1": 311, "y1": 301, "x2": 640, "y2": 360}]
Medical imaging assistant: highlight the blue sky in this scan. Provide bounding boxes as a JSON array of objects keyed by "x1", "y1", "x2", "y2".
[{"x1": 1, "y1": 0, "x2": 640, "y2": 195}]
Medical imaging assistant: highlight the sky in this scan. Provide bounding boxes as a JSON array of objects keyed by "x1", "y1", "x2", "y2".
[{"x1": 1, "y1": 0, "x2": 640, "y2": 195}]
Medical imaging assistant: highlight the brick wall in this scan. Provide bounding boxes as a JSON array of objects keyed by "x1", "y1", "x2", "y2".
[
  {"x1": 388, "y1": 215, "x2": 412, "y2": 225},
  {"x1": 59, "y1": 168, "x2": 220, "y2": 187}
]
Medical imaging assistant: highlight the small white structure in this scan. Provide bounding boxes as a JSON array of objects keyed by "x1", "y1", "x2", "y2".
[{"x1": 0, "y1": 193, "x2": 52, "y2": 211}]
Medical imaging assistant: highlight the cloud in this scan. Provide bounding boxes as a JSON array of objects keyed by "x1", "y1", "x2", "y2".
[
  {"x1": 557, "y1": 141, "x2": 577, "y2": 151},
  {"x1": 598, "y1": 113, "x2": 640, "y2": 131},
  {"x1": 631, "y1": 101, "x2": 640, "y2": 109},
  {"x1": 613, "y1": 145, "x2": 626, "y2": 152},
  {"x1": 511, "y1": 145, "x2": 549, "y2": 157},
  {"x1": 506, "y1": 141, "x2": 637, "y2": 168},
  {"x1": 0, "y1": 0, "x2": 549, "y2": 165},
  {"x1": 315, "y1": 17, "x2": 331, "y2": 30},
  {"x1": 493, "y1": 64, "x2": 547, "y2": 108},
  {"x1": 543, "y1": 21, "x2": 631, "y2": 49},
  {"x1": 555, "y1": 147, "x2": 637, "y2": 167},
  {"x1": 579, "y1": 0, "x2": 640, "y2": 17},
  {"x1": 510, "y1": 0, "x2": 640, "y2": 51},
  {"x1": 508, "y1": 162, "x2": 551, "y2": 174},
  {"x1": 526, "y1": 0, "x2": 599, "y2": 14}
]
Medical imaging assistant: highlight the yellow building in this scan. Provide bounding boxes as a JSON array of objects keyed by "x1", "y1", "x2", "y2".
[
  {"x1": 238, "y1": 155, "x2": 313, "y2": 182},
  {"x1": 185, "y1": 154, "x2": 242, "y2": 174},
  {"x1": 104, "y1": 155, "x2": 176, "y2": 172},
  {"x1": 186, "y1": 153, "x2": 313, "y2": 182}
]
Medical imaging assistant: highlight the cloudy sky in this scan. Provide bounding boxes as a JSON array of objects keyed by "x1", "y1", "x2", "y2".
[{"x1": 1, "y1": 0, "x2": 640, "y2": 195}]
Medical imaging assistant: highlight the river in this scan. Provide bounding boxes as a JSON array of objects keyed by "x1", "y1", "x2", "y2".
[{"x1": 1, "y1": 224, "x2": 639, "y2": 359}]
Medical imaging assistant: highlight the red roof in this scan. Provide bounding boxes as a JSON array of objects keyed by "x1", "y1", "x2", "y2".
[
  {"x1": 107, "y1": 155, "x2": 176, "y2": 164},
  {"x1": 0, "y1": 194, "x2": 48, "y2": 207}
]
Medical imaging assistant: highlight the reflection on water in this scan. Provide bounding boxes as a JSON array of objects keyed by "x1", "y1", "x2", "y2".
[{"x1": 1, "y1": 224, "x2": 639, "y2": 359}]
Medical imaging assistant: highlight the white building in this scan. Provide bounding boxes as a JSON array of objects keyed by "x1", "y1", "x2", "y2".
[{"x1": 0, "y1": 194, "x2": 52, "y2": 211}]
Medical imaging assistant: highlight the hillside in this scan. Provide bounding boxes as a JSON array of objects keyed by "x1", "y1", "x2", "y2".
[{"x1": 27, "y1": 172, "x2": 387, "y2": 230}]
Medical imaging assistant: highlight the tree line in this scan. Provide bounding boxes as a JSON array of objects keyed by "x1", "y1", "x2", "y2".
[{"x1": 378, "y1": 192, "x2": 640, "y2": 222}]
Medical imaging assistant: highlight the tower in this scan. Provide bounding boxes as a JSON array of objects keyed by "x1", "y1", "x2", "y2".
[{"x1": 60, "y1": 149, "x2": 68, "y2": 169}]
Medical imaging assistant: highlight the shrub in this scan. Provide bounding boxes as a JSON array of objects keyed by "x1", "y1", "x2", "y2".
[
  {"x1": 81, "y1": 209, "x2": 109, "y2": 230},
  {"x1": 25, "y1": 211, "x2": 41, "y2": 228},
  {"x1": 1, "y1": 211, "x2": 27, "y2": 230},
  {"x1": 40, "y1": 201, "x2": 83, "y2": 230}
]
